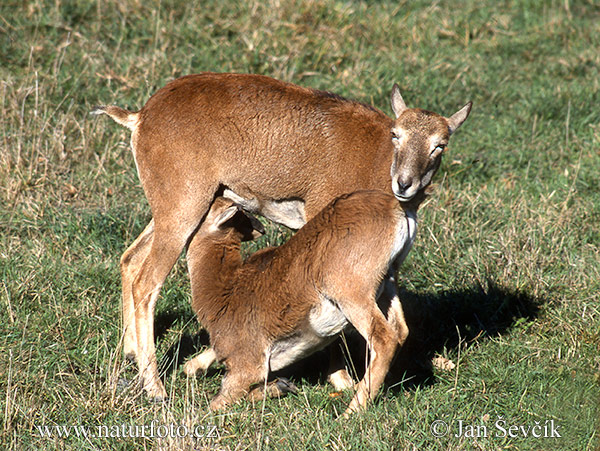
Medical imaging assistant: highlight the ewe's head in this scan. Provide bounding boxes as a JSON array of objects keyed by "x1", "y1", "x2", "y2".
[{"x1": 388, "y1": 85, "x2": 472, "y2": 202}]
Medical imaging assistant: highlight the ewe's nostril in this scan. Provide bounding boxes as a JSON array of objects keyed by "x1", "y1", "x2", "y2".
[{"x1": 397, "y1": 180, "x2": 412, "y2": 191}]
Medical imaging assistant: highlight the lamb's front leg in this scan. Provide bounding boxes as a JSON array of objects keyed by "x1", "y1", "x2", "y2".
[
  {"x1": 343, "y1": 304, "x2": 398, "y2": 417},
  {"x1": 210, "y1": 372, "x2": 258, "y2": 411},
  {"x1": 377, "y1": 266, "x2": 409, "y2": 346},
  {"x1": 246, "y1": 377, "x2": 298, "y2": 401}
]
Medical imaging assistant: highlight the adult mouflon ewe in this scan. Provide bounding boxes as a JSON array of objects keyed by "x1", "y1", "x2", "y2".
[{"x1": 93, "y1": 72, "x2": 471, "y2": 399}]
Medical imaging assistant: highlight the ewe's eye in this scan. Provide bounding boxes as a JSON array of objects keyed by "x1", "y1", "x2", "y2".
[{"x1": 391, "y1": 130, "x2": 401, "y2": 142}]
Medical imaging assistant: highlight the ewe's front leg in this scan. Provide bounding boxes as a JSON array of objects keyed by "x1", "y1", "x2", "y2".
[{"x1": 183, "y1": 348, "x2": 217, "y2": 376}]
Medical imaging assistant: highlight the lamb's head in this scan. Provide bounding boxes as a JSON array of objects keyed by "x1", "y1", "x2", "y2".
[{"x1": 388, "y1": 85, "x2": 472, "y2": 202}]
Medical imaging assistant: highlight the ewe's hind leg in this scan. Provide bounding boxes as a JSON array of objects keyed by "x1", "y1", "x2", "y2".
[
  {"x1": 326, "y1": 339, "x2": 354, "y2": 390},
  {"x1": 132, "y1": 197, "x2": 215, "y2": 400},
  {"x1": 342, "y1": 296, "x2": 398, "y2": 417},
  {"x1": 132, "y1": 228, "x2": 189, "y2": 400},
  {"x1": 120, "y1": 220, "x2": 154, "y2": 361}
]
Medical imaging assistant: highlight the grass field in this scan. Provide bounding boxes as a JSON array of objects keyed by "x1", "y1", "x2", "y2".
[{"x1": 1, "y1": 0, "x2": 599, "y2": 449}]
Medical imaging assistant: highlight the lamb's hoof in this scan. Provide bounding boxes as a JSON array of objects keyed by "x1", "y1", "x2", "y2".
[
  {"x1": 274, "y1": 377, "x2": 298, "y2": 395},
  {"x1": 183, "y1": 361, "x2": 198, "y2": 377},
  {"x1": 209, "y1": 395, "x2": 228, "y2": 411},
  {"x1": 341, "y1": 398, "x2": 366, "y2": 419},
  {"x1": 183, "y1": 348, "x2": 217, "y2": 376}
]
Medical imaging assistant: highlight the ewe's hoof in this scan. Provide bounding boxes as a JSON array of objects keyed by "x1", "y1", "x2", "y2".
[
  {"x1": 124, "y1": 352, "x2": 137, "y2": 364},
  {"x1": 148, "y1": 394, "x2": 169, "y2": 403},
  {"x1": 144, "y1": 384, "x2": 168, "y2": 403},
  {"x1": 327, "y1": 370, "x2": 354, "y2": 391}
]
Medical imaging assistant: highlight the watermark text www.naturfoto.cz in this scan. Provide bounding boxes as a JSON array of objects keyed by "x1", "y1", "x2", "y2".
[
  {"x1": 430, "y1": 416, "x2": 561, "y2": 439},
  {"x1": 35, "y1": 421, "x2": 220, "y2": 440}
]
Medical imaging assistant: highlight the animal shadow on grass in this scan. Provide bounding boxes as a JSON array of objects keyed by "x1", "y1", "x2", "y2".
[
  {"x1": 154, "y1": 279, "x2": 540, "y2": 397},
  {"x1": 385, "y1": 279, "x2": 541, "y2": 391}
]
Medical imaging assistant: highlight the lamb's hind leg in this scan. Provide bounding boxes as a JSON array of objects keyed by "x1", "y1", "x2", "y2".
[
  {"x1": 327, "y1": 268, "x2": 409, "y2": 393},
  {"x1": 210, "y1": 361, "x2": 265, "y2": 411}
]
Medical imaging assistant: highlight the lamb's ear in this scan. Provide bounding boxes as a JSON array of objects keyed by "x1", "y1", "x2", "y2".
[
  {"x1": 390, "y1": 84, "x2": 407, "y2": 118},
  {"x1": 214, "y1": 206, "x2": 240, "y2": 229},
  {"x1": 234, "y1": 209, "x2": 265, "y2": 241},
  {"x1": 216, "y1": 205, "x2": 265, "y2": 240},
  {"x1": 246, "y1": 213, "x2": 265, "y2": 238},
  {"x1": 447, "y1": 102, "x2": 472, "y2": 135}
]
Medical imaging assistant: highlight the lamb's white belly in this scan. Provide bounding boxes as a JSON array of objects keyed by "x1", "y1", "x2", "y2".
[{"x1": 268, "y1": 297, "x2": 348, "y2": 372}]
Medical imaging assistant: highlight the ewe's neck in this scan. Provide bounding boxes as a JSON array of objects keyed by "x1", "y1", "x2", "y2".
[{"x1": 400, "y1": 188, "x2": 428, "y2": 214}]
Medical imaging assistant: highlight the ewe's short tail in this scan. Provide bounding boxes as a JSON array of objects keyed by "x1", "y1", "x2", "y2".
[{"x1": 91, "y1": 105, "x2": 139, "y2": 131}]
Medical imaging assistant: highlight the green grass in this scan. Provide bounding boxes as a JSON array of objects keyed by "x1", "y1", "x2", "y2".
[{"x1": 1, "y1": 0, "x2": 599, "y2": 449}]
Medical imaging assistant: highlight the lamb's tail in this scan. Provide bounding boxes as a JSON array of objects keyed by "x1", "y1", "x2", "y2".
[{"x1": 90, "y1": 105, "x2": 139, "y2": 131}]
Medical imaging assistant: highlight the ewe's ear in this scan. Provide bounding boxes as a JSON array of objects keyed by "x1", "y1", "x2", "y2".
[
  {"x1": 447, "y1": 102, "x2": 472, "y2": 135},
  {"x1": 390, "y1": 84, "x2": 407, "y2": 118}
]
